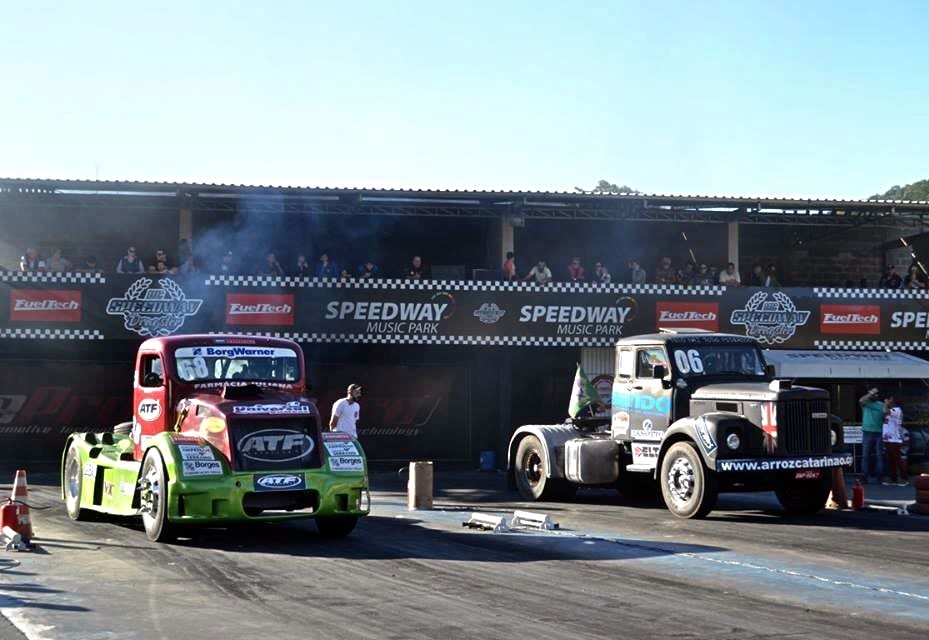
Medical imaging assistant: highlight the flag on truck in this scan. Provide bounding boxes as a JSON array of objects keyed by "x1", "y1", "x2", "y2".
[{"x1": 568, "y1": 363, "x2": 601, "y2": 419}]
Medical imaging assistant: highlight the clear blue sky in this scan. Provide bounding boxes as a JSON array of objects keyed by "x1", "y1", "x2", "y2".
[{"x1": 1, "y1": 1, "x2": 927, "y2": 198}]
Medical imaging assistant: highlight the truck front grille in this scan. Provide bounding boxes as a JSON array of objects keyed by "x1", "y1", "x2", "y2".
[{"x1": 775, "y1": 399, "x2": 831, "y2": 455}]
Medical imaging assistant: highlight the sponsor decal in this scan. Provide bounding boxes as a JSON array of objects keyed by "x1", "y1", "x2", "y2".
[
  {"x1": 103, "y1": 481, "x2": 113, "y2": 498},
  {"x1": 612, "y1": 390, "x2": 671, "y2": 416},
  {"x1": 325, "y1": 299, "x2": 449, "y2": 335},
  {"x1": 106, "y1": 278, "x2": 202, "y2": 337},
  {"x1": 518, "y1": 297, "x2": 637, "y2": 337},
  {"x1": 322, "y1": 431, "x2": 353, "y2": 441},
  {"x1": 177, "y1": 346, "x2": 295, "y2": 359},
  {"x1": 182, "y1": 459, "x2": 223, "y2": 476},
  {"x1": 137, "y1": 399, "x2": 162, "y2": 422},
  {"x1": 890, "y1": 311, "x2": 929, "y2": 336},
  {"x1": 655, "y1": 301, "x2": 719, "y2": 331},
  {"x1": 630, "y1": 418, "x2": 663, "y2": 442},
  {"x1": 329, "y1": 456, "x2": 364, "y2": 471},
  {"x1": 632, "y1": 443, "x2": 660, "y2": 466},
  {"x1": 695, "y1": 417, "x2": 717, "y2": 455},
  {"x1": 811, "y1": 412, "x2": 828, "y2": 420},
  {"x1": 225, "y1": 293, "x2": 295, "y2": 326},
  {"x1": 171, "y1": 435, "x2": 202, "y2": 444},
  {"x1": 254, "y1": 473, "x2": 306, "y2": 491},
  {"x1": 473, "y1": 303, "x2": 506, "y2": 324},
  {"x1": 612, "y1": 410, "x2": 630, "y2": 433},
  {"x1": 324, "y1": 441, "x2": 360, "y2": 457},
  {"x1": 795, "y1": 469, "x2": 821, "y2": 480},
  {"x1": 232, "y1": 401, "x2": 313, "y2": 415},
  {"x1": 83, "y1": 463, "x2": 95, "y2": 478},
  {"x1": 119, "y1": 481, "x2": 135, "y2": 497},
  {"x1": 716, "y1": 453, "x2": 853, "y2": 473},
  {"x1": 237, "y1": 429, "x2": 314, "y2": 463},
  {"x1": 730, "y1": 291, "x2": 810, "y2": 344},
  {"x1": 819, "y1": 304, "x2": 880, "y2": 335},
  {"x1": 177, "y1": 444, "x2": 215, "y2": 461},
  {"x1": 10, "y1": 290, "x2": 81, "y2": 322}
]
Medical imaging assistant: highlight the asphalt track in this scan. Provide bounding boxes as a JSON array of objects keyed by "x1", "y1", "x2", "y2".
[{"x1": 2, "y1": 471, "x2": 929, "y2": 640}]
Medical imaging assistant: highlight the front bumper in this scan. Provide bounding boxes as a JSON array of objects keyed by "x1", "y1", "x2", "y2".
[{"x1": 715, "y1": 452, "x2": 853, "y2": 473}]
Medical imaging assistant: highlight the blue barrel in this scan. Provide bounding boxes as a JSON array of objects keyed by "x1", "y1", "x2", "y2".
[{"x1": 479, "y1": 450, "x2": 496, "y2": 471}]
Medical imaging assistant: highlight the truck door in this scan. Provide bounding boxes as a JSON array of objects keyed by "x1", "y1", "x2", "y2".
[
  {"x1": 133, "y1": 351, "x2": 168, "y2": 460},
  {"x1": 626, "y1": 347, "x2": 672, "y2": 467}
]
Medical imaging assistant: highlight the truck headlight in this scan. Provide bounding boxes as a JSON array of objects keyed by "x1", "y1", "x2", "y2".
[
  {"x1": 830, "y1": 429, "x2": 838, "y2": 447},
  {"x1": 726, "y1": 433, "x2": 740, "y2": 450}
]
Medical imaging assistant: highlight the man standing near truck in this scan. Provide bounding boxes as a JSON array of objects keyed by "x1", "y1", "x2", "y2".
[
  {"x1": 330, "y1": 384, "x2": 362, "y2": 438},
  {"x1": 859, "y1": 387, "x2": 887, "y2": 484}
]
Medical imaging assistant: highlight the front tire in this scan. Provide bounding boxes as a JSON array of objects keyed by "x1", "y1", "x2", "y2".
[
  {"x1": 316, "y1": 517, "x2": 358, "y2": 538},
  {"x1": 660, "y1": 441, "x2": 718, "y2": 518},
  {"x1": 64, "y1": 445, "x2": 91, "y2": 521},
  {"x1": 775, "y1": 474, "x2": 831, "y2": 514},
  {"x1": 514, "y1": 435, "x2": 575, "y2": 501},
  {"x1": 140, "y1": 449, "x2": 177, "y2": 543}
]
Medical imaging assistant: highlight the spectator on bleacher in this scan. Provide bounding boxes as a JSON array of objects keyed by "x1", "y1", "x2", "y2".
[
  {"x1": 653, "y1": 257, "x2": 677, "y2": 284},
  {"x1": 629, "y1": 259, "x2": 646, "y2": 284},
  {"x1": 292, "y1": 254, "x2": 312, "y2": 277},
  {"x1": 178, "y1": 238, "x2": 191, "y2": 265},
  {"x1": 904, "y1": 264, "x2": 926, "y2": 289},
  {"x1": 748, "y1": 264, "x2": 765, "y2": 287},
  {"x1": 76, "y1": 255, "x2": 100, "y2": 273},
  {"x1": 149, "y1": 259, "x2": 176, "y2": 275},
  {"x1": 340, "y1": 269, "x2": 353, "y2": 281},
  {"x1": 357, "y1": 260, "x2": 381, "y2": 280},
  {"x1": 678, "y1": 262, "x2": 695, "y2": 285},
  {"x1": 593, "y1": 262, "x2": 611, "y2": 284},
  {"x1": 763, "y1": 264, "x2": 781, "y2": 288},
  {"x1": 45, "y1": 247, "x2": 71, "y2": 272},
  {"x1": 19, "y1": 247, "x2": 46, "y2": 272},
  {"x1": 316, "y1": 253, "x2": 339, "y2": 279},
  {"x1": 406, "y1": 256, "x2": 426, "y2": 280},
  {"x1": 692, "y1": 263, "x2": 714, "y2": 286},
  {"x1": 116, "y1": 246, "x2": 145, "y2": 273},
  {"x1": 523, "y1": 260, "x2": 552, "y2": 285},
  {"x1": 257, "y1": 251, "x2": 285, "y2": 277},
  {"x1": 878, "y1": 265, "x2": 902, "y2": 289},
  {"x1": 151, "y1": 249, "x2": 172, "y2": 271},
  {"x1": 219, "y1": 250, "x2": 236, "y2": 275},
  {"x1": 502, "y1": 251, "x2": 516, "y2": 282},
  {"x1": 178, "y1": 254, "x2": 200, "y2": 275},
  {"x1": 719, "y1": 262, "x2": 741, "y2": 287},
  {"x1": 567, "y1": 257, "x2": 586, "y2": 282}
]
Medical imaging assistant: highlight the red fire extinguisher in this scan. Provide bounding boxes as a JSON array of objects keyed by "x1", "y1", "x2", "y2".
[
  {"x1": 0, "y1": 499, "x2": 19, "y2": 531},
  {"x1": 851, "y1": 479, "x2": 865, "y2": 510}
]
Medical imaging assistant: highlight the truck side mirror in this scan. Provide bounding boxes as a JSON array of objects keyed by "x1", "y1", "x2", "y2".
[{"x1": 652, "y1": 364, "x2": 667, "y2": 380}]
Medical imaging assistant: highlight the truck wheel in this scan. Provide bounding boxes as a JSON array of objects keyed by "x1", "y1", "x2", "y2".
[
  {"x1": 660, "y1": 442, "x2": 718, "y2": 519},
  {"x1": 514, "y1": 435, "x2": 575, "y2": 501},
  {"x1": 140, "y1": 449, "x2": 177, "y2": 543},
  {"x1": 775, "y1": 475, "x2": 831, "y2": 514},
  {"x1": 64, "y1": 445, "x2": 91, "y2": 521},
  {"x1": 316, "y1": 516, "x2": 358, "y2": 538}
]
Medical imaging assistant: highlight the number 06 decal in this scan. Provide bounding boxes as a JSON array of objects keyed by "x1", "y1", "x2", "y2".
[{"x1": 674, "y1": 349, "x2": 704, "y2": 374}]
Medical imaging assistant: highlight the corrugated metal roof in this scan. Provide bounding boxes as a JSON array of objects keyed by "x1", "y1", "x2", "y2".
[{"x1": 1, "y1": 176, "x2": 927, "y2": 207}]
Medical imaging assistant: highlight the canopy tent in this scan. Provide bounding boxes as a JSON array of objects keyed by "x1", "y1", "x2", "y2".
[{"x1": 764, "y1": 350, "x2": 929, "y2": 380}]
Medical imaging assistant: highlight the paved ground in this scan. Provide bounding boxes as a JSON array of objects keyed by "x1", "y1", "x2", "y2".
[{"x1": 1, "y1": 470, "x2": 928, "y2": 640}]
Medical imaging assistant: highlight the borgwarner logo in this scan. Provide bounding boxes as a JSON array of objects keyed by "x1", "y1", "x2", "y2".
[
  {"x1": 729, "y1": 292, "x2": 810, "y2": 344},
  {"x1": 473, "y1": 303, "x2": 506, "y2": 324},
  {"x1": 106, "y1": 278, "x2": 202, "y2": 337}
]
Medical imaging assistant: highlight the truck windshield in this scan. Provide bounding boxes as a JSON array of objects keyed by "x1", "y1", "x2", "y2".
[
  {"x1": 173, "y1": 345, "x2": 300, "y2": 383},
  {"x1": 670, "y1": 345, "x2": 766, "y2": 378}
]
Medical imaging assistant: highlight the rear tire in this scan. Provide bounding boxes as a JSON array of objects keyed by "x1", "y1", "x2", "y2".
[
  {"x1": 64, "y1": 445, "x2": 91, "y2": 521},
  {"x1": 316, "y1": 517, "x2": 358, "y2": 538},
  {"x1": 514, "y1": 435, "x2": 575, "y2": 501},
  {"x1": 775, "y1": 474, "x2": 831, "y2": 514},
  {"x1": 140, "y1": 449, "x2": 177, "y2": 543},
  {"x1": 660, "y1": 441, "x2": 718, "y2": 519}
]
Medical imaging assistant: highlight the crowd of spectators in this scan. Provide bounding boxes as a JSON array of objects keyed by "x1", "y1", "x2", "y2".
[{"x1": 13, "y1": 242, "x2": 924, "y2": 289}]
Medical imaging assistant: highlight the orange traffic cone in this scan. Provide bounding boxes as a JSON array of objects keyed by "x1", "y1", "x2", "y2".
[
  {"x1": 11, "y1": 469, "x2": 33, "y2": 542},
  {"x1": 851, "y1": 479, "x2": 865, "y2": 511}
]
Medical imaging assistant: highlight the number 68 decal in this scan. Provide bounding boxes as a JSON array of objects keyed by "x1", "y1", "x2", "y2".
[{"x1": 674, "y1": 349, "x2": 704, "y2": 374}]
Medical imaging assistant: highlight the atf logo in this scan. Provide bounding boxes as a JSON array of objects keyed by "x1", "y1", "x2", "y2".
[
  {"x1": 226, "y1": 293, "x2": 295, "y2": 326},
  {"x1": 473, "y1": 303, "x2": 506, "y2": 324},
  {"x1": 730, "y1": 292, "x2": 810, "y2": 344},
  {"x1": 656, "y1": 301, "x2": 719, "y2": 331},
  {"x1": 820, "y1": 304, "x2": 880, "y2": 335},
  {"x1": 106, "y1": 278, "x2": 202, "y2": 337},
  {"x1": 237, "y1": 429, "x2": 314, "y2": 463},
  {"x1": 254, "y1": 473, "x2": 305, "y2": 492},
  {"x1": 10, "y1": 290, "x2": 81, "y2": 322},
  {"x1": 137, "y1": 399, "x2": 162, "y2": 422}
]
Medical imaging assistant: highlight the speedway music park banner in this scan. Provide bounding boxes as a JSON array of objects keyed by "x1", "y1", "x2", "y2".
[{"x1": 1, "y1": 272, "x2": 928, "y2": 349}]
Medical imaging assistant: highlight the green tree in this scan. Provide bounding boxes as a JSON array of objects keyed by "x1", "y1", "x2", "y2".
[
  {"x1": 869, "y1": 179, "x2": 929, "y2": 201},
  {"x1": 575, "y1": 180, "x2": 639, "y2": 195}
]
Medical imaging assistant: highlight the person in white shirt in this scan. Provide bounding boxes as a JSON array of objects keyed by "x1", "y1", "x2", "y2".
[
  {"x1": 523, "y1": 260, "x2": 552, "y2": 285},
  {"x1": 881, "y1": 395, "x2": 908, "y2": 486},
  {"x1": 719, "y1": 262, "x2": 741, "y2": 287},
  {"x1": 330, "y1": 384, "x2": 362, "y2": 438}
]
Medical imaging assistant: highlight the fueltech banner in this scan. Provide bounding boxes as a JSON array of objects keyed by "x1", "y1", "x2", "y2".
[{"x1": 1, "y1": 273, "x2": 928, "y2": 349}]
